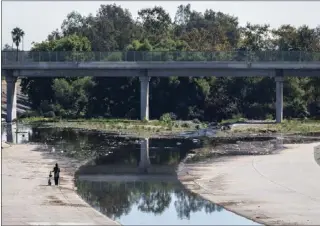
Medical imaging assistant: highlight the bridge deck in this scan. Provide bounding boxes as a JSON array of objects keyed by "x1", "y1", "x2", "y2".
[{"x1": 3, "y1": 61, "x2": 320, "y2": 70}]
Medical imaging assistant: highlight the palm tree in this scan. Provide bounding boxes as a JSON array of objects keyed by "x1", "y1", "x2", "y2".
[{"x1": 11, "y1": 27, "x2": 25, "y2": 61}]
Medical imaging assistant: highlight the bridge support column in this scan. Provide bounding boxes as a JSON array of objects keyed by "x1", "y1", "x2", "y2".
[
  {"x1": 139, "y1": 75, "x2": 150, "y2": 121},
  {"x1": 6, "y1": 124, "x2": 14, "y2": 143},
  {"x1": 139, "y1": 138, "x2": 150, "y2": 173},
  {"x1": 5, "y1": 72, "x2": 17, "y2": 123},
  {"x1": 275, "y1": 70, "x2": 284, "y2": 123}
]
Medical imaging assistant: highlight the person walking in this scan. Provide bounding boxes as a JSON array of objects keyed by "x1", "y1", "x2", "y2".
[{"x1": 53, "y1": 163, "x2": 60, "y2": 186}]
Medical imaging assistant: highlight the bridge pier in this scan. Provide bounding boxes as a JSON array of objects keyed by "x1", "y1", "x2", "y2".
[
  {"x1": 139, "y1": 75, "x2": 150, "y2": 121},
  {"x1": 6, "y1": 123, "x2": 14, "y2": 143},
  {"x1": 139, "y1": 138, "x2": 151, "y2": 173},
  {"x1": 5, "y1": 71, "x2": 17, "y2": 123},
  {"x1": 275, "y1": 70, "x2": 284, "y2": 123}
]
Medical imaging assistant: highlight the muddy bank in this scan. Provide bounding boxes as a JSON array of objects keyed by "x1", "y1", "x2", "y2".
[
  {"x1": 2, "y1": 144, "x2": 119, "y2": 225},
  {"x1": 178, "y1": 142, "x2": 320, "y2": 225},
  {"x1": 183, "y1": 134, "x2": 320, "y2": 163}
]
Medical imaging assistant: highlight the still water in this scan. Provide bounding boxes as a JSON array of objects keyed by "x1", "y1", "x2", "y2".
[
  {"x1": 3, "y1": 123, "x2": 319, "y2": 225},
  {"x1": 76, "y1": 180, "x2": 257, "y2": 225}
]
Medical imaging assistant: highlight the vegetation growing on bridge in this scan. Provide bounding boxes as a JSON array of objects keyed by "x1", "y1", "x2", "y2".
[{"x1": 4, "y1": 4, "x2": 320, "y2": 122}]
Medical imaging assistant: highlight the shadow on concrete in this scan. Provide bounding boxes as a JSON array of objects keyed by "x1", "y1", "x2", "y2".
[
  {"x1": 30, "y1": 144, "x2": 84, "y2": 178},
  {"x1": 314, "y1": 145, "x2": 320, "y2": 167}
]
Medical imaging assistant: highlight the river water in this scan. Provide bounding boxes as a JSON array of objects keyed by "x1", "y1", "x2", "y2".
[{"x1": 2, "y1": 123, "x2": 320, "y2": 225}]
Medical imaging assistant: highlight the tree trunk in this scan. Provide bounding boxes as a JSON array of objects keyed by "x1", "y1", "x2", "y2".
[{"x1": 16, "y1": 46, "x2": 18, "y2": 61}]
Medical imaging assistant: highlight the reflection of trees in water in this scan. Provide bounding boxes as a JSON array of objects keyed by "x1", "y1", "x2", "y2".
[
  {"x1": 76, "y1": 181, "x2": 133, "y2": 218},
  {"x1": 136, "y1": 182, "x2": 172, "y2": 215},
  {"x1": 29, "y1": 127, "x2": 195, "y2": 164},
  {"x1": 76, "y1": 180, "x2": 220, "y2": 220},
  {"x1": 29, "y1": 127, "x2": 132, "y2": 160},
  {"x1": 174, "y1": 189, "x2": 223, "y2": 219}
]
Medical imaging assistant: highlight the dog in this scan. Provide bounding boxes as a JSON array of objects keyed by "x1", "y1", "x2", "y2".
[{"x1": 48, "y1": 171, "x2": 52, "y2": 186}]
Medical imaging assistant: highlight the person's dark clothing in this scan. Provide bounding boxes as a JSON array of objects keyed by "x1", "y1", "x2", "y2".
[{"x1": 53, "y1": 166, "x2": 60, "y2": 186}]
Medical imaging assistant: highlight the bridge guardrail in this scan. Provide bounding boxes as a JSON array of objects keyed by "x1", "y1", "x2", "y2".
[{"x1": 2, "y1": 51, "x2": 320, "y2": 64}]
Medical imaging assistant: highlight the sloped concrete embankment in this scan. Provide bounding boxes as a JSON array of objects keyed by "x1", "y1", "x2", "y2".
[{"x1": 178, "y1": 142, "x2": 320, "y2": 225}]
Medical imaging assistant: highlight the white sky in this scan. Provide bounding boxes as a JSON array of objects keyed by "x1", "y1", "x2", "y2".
[{"x1": 2, "y1": 1, "x2": 320, "y2": 50}]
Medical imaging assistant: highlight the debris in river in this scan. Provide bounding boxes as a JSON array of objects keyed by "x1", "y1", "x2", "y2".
[{"x1": 192, "y1": 139, "x2": 200, "y2": 143}]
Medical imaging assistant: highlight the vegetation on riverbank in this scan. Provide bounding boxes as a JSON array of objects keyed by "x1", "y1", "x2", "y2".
[
  {"x1": 229, "y1": 119, "x2": 320, "y2": 134},
  {"x1": 19, "y1": 115, "x2": 208, "y2": 137},
  {"x1": 19, "y1": 115, "x2": 320, "y2": 137}
]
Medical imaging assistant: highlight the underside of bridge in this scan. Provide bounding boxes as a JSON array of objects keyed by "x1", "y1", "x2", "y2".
[{"x1": 3, "y1": 69, "x2": 285, "y2": 123}]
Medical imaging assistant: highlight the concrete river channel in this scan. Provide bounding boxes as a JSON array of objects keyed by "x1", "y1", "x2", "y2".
[{"x1": 2, "y1": 123, "x2": 320, "y2": 225}]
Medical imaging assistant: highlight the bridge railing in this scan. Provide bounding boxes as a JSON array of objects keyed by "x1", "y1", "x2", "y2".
[{"x1": 2, "y1": 51, "x2": 320, "y2": 64}]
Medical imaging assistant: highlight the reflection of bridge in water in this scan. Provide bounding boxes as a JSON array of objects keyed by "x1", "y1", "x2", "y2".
[{"x1": 77, "y1": 138, "x2": 180, "y2": 182}]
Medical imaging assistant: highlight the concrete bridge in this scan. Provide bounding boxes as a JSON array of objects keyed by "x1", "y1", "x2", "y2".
[{"x1": 2, "y1": 51, "x2": 320, "y2": 123}]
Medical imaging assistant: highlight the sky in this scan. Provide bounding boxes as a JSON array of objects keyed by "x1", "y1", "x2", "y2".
[{"x1": 2, "y1": 1, "x2": 320, "y2": 50}]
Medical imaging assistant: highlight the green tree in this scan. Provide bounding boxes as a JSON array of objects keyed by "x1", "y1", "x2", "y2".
[
  {"x1": 11, "y1": 27, "x2": 25, "y2": 61},
  {"x1": 17, "y1": 4, "x2": 320, "y2": 121},
  {"x1": 138, "y1": 6, "x2": 172, "y2": 44},
  {"x1": 2, "y1": 44, "x2": 15, "y2": 51},
  {"x1": 52, "y1": 77, "x2": 95, "y2": 118},
  {"x1": 20, "y1": 34, "x2": 92, "y2": 114}
]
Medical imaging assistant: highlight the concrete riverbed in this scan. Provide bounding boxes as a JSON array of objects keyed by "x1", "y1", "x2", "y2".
[
  {"x1": 2, "y1": 129, "x2": 320, "y2": 225},
  {"x1": 2, "y1": 144, "x2": 119, "y2": 225},
  {"x1": 178, "y1": 142, "x2": 320, "y2": 225}
]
